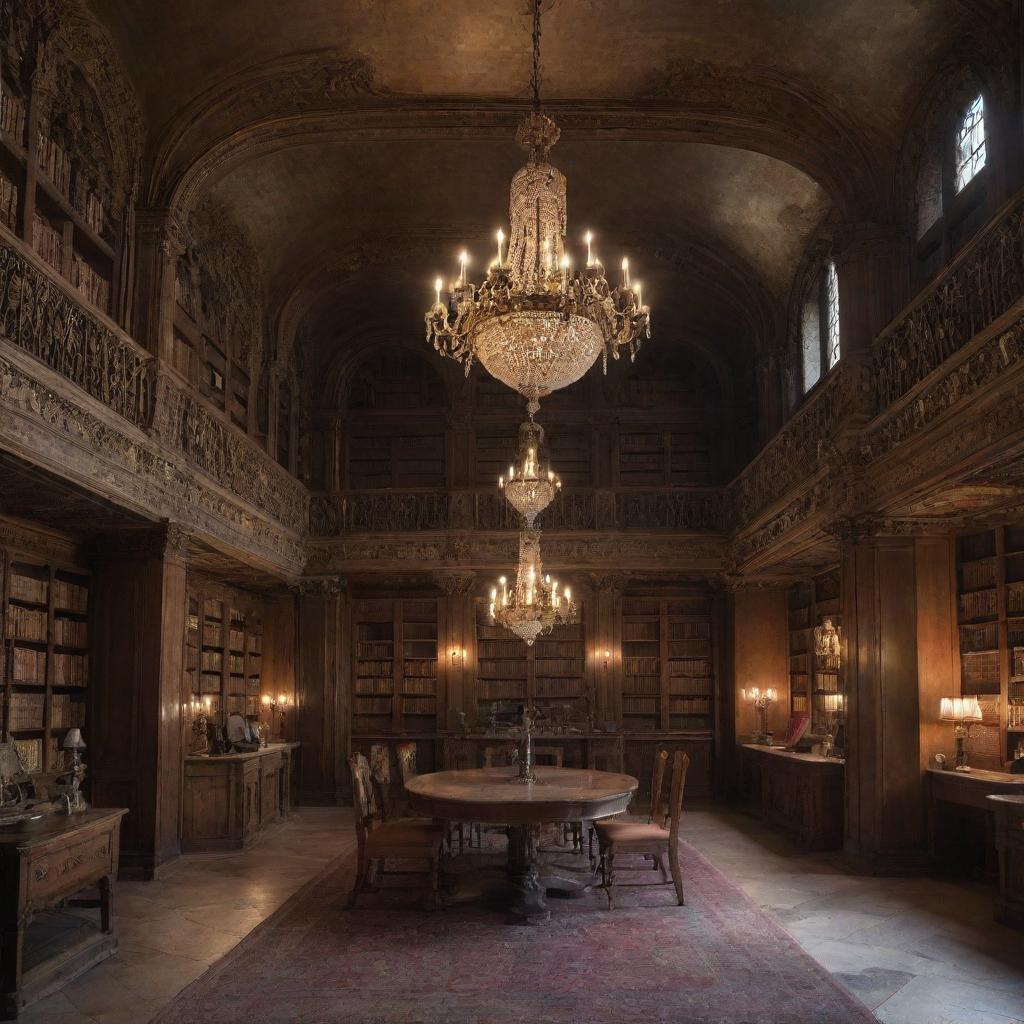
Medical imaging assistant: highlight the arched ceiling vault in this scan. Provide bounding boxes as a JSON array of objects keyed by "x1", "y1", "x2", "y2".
[{"x1": 88, "y1": 0, "x2": 985, "y2": 393}]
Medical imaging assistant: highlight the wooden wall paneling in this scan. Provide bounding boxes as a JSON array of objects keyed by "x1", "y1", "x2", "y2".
[
  {"x1": 915, "y1": 536, "x2": 958, "y2": 773},
  {"x1": 843, "y1": 535, "x2": 929, "y2": 871},
  {"x1": 90, "y1": 525, "x2": 187, "y2": 879},
  {"x1": 731, "y1": 588, "x2": 790, "y2": 743},
  {"x1": 295, "y1": 586, "x2": 343, "y2": 804}
]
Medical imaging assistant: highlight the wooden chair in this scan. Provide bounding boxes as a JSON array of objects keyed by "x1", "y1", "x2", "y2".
[
  {"x1": 594, "y1": 748, "x2": 689, "y2": 909},
  {"x1": 347, "y1": 752, "x2": 445, "y2": 909},
  {"x1": 398, "y1": 741, "x2": 468, "y2": 854},
  {"x1": 534, "y1": 746, "x2": 583, "y2": 853},
  {"x1": 589, "y1": 745, "x2": 668, "y2": 867}
]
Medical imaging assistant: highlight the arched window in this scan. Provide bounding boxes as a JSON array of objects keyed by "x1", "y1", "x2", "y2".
[
  {"x1": 801, "y1": 260, "x2": 840, "y2": 394},
  {"x1": 912, "y1": 84, "x2": 992, "y2": 283},
  {"x1": 954, "y1": 94, "x2": 986, "y2": 193}
]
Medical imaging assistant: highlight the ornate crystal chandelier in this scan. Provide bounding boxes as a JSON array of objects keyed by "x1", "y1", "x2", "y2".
[
  {"x1": 489, "y1": 530, "x2": 578, "y2": 646},
  {"x1": 424, "y1": 0, "x2": 651, "y2": 416},
  {"x1": 498, "y1": 419, "x2": 561, "y2": 527}
]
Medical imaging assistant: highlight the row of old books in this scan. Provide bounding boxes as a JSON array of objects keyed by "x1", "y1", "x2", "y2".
[
  {"x1": 7, "y1": 606, "x2": 47, "y2": 641},
  {"x1": 53, "y1": 652, "x2": 87, "y2": 686},
  {"x1": 0, "y1": 174, "x2": 16, "y2": 231},
  {"x1": 51, "y1": 692, "x2": 85, "y2": 729},
  {"x1": 401, "y1": 677, "x2": 436, "y2": 695},
  {"x1": 54, "y1": 616, "x2": 87, "y2": 647},
  {"x1": 0, "y1": 87, "x2": 25, "y2": 142},
  {"x1": 201, "y1": 650, "x2": 222, "y2": 672},
  {"x1": 355, "y1": 677, "x2": 392, "y2": 695},
  {"x1": 12, "y1": 647, "x2": 46, "y2": 683},
  {"x1": 10, "y1": 574, "x2": 48, "y2": 605},
  {"x1": 9, "y1": 692, "x2": 44, "y2": 729},
  {"x1": 71, "y1": 253, "x2": 110, "y2": 313},
  {"x1": 54, "y1": 579, "x2": 88, "y2": 613},
  {"x1": 36, "y1": 119, "x2": 71, "y2": 196}
]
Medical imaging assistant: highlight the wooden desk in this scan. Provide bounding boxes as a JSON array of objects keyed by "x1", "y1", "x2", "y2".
[
  {"x1": 926, "y1": 768, "x2": 1024, "y2": 879},
  {"x1": 987, "y1": 794, "x2": 1024, "y2": 928},
  {"x1": 182, "y1": 743, "x2": 299, "y2": 852},
  {"x1": 739, "y1": 744, "x2": 844, "y2": 850},
  {"x1": 0, "y1": 808, "x2": 127, "y2": 1019}
]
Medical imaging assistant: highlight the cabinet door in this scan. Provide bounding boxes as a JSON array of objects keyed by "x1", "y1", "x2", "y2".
[{"x1": 261, "y1": 759, "x2": 280, "y2": 822}]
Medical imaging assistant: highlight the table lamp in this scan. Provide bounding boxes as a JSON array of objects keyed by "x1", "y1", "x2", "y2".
[
  {"x1": 741, "y1": 687, "x2": 777, "y2": 745},
  {"x1": 940, "y1": 696, "x2": 983, "y2": 770},
  {"x1": 61, "y1": 728, "x2": 88, "y2": 812}
]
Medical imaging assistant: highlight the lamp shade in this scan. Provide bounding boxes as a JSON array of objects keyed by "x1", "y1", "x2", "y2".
[
  {"x1": 939, "y1": 696, "x2": 984, "y2": 723},
  {"x1": 62, "y1": 728, "x2": 86, "y2": 750}
]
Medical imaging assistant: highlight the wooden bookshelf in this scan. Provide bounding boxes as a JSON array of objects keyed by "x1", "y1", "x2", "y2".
[
  {"x1": 0, "y1": 73, "x2": 118, "y2": 319},
  {"x1": 0, "y1": 548, "x2": 89, "y2": 776},
  {"x1": 185, "y1": 582, "x2": 263, "y2": 725},
  {"x1": 787, "y1": 583, "x2": 812, "y2": 716},
  {"x1": 352, "y1": 598, "x2": 439, "y2": 735},
  {"x1": 957, "y1": 525, "x2": 1024, "y2": 767},
  {"x1": 786, "y1": 571, "x2": 842, "y2": 733},
  {"x1": 472, "y1": 599, "x2": 589, "y2": 721},
  {"x1": 620, "y1": 595, "x2": 714, "y2": 734}
]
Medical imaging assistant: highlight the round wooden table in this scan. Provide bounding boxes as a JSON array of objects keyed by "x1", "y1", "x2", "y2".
[{"x1": 406, "y1": 765, "x2": 638, "y2": 920}]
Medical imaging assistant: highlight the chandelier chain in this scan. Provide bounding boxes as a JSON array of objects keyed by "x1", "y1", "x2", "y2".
[{"x1": 530, "y1": 0, "x2": 542, "y2": 112}]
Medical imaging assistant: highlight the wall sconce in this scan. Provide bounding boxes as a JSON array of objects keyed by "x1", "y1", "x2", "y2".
[
  {"x1": 262, "y1": 693, "x2": 290, "y2": 742},
  {"x1": 940, "y1": 696, "x2": 983, "y2": 770},
  {"x1": 741, "y1": 687, "x2": 777, "y2": 745},
  {"x1": 602, "y1": 649, "x2": 611, "y2": 667},
  {"x1": 451, "y1": 647, "x2": 465, "y2": 662}
]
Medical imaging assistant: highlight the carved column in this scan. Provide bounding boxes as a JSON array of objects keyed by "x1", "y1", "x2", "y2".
[
  {"x1": 835, "y1": 223, "x2": 898, "y2": 361},
  {"x1": 133, "y1": 209, "x2": 185, "y2": 361},
  {"x1": 89, "y1": 523, "x2": 190, "y2": 879},
  {"x1": 294, "y1": 576, "x2": 346, "y2": 804},
  {"x1": 432, "y1": 572, "x2": 476, "y2": 719},
  {"x1": 838, "y1": 519, "x2": 957, "y2": 871}
]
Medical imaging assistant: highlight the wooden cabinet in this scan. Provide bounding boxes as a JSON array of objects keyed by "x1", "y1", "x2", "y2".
[
  {"x1": 989, "y1": 794, "x2": 1024, "y2": 928},
  {"x1": 182, "y1": 743, "x2": 298, "y2": 852},
  {"x1": 0, "y1": 808, "x2": 127, "y2": 1019},
  {"x1": 739, "y1": 744, "x2": 844, "y2": 850}
]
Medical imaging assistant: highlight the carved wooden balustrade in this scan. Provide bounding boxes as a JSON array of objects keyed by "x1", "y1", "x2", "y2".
[
  {"x1": 0, "y1": 234, "x2": 307, "y2": 536},
  {"x1": 0, "y1": 242, "x2": 155, "y2": 428},
  {"x1": 309, "y1": 487, "x2": 726, "y2": 536},
  {"x1": 873, "y1": 193, "x2": 1024, "y2": 409}
]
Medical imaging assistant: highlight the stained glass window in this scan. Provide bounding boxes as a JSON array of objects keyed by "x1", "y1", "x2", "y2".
[
  {"x1": 954, "y1": 94, "x2": 986, "y2": 193},
  {"x1": 825, "y1": 261, "x2": 840, "y2": 370}
]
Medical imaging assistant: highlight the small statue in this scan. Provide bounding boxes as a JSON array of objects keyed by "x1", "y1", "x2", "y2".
[
  {"x1": 814, "y1": 617, "x2": 842, "y2": 669},
  {"x1": 190, "y1": 711, "x2": 210, "y2": 755},
  {"x1": 257, "y1": 721, "x2": 270, "y2": 748}
]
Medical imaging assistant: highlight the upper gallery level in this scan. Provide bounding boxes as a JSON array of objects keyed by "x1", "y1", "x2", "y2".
[{"x1": 0, "y1": 0, "x2": 1021, "y2": 581}]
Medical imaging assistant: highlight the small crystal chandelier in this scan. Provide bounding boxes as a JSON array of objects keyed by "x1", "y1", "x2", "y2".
[
  {"x1": 489, "y1": 530, "x2": 578, "y2": 646},
  {"x1": 499, "y1": 419, "x2": 561, "y2": 527},
  {"x1": 425, "y1": 0, "x2": 651, "y2": 416}
]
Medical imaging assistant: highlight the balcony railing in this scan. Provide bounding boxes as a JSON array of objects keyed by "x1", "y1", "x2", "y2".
[
  {"x1": 309, "y1": 487, "x2": 726, "y2": 536},
  {"x1": 0, "y1": 233, "x2": 307, "y2": 534}
]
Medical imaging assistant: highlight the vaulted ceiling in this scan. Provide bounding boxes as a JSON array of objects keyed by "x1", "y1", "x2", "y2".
[{"x1": 92, "y1": 0, "x2": 983, "y2": 388}]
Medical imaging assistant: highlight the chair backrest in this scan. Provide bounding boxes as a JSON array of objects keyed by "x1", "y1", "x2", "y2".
[
  {"x1": 667, "y1": 749, "x2": 691, "y2": 841},
  {"x1": 484, "y1": 744, "x2": 517, "y2": 767},
  {"x1": 533, "y1": 745, "x2": 564, "y2": 767},
  {"x1": 349, "y1": 753, "x2": 381, "y2": 850},
  {"x1": 369, "y1": 743, "x2": 392, "y2": 819},
  {"x1": 649, "y1": 746, "x2": 670, "y2": 827},
  {"x1": 396, "y1": 741, "x2": 418, "y2": 784}
]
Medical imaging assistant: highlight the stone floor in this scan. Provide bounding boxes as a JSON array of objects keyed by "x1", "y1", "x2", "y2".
[{"x1": 18, "y1": 805, "x2": 1024, "y2": 1024}]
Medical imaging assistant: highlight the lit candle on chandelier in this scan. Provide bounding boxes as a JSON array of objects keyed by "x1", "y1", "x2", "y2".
[
  {"x1": 634, "y1": 281, "x2": 643, "y2": 308},
  {"x1": 458, "y1": 250, "x2": 468, "y2": 287},
  {"x1": 585, "y1": 231, "x2": 593, "y2": 266},
  {"x1": 434, "y1": 277, "x2": 443, "y2": 310},
  {"x1": 560, "y1": 254, "x2": 570, "y2": 291},
  {"x1": 496, "y1": 228, "x2": 505, "y2": 267},
  {"x1": 621, "y1": 257, "x2": 630, "y2": 288}
]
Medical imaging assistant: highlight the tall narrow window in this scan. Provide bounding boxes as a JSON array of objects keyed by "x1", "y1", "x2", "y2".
[
  {"x1": 825, "y1": 260, "x2": 840, "y2": 370},
  {"x1": 800, "y1": 260, "x2": 840, "y2": 394},
  {"x1": 954, "y1": 94, "x2": 986, "y2": 193}
]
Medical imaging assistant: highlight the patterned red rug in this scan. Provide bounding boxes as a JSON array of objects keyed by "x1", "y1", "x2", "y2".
[{"x1": 154, "y1": 838, "x2": 875, "y2": 1024}]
